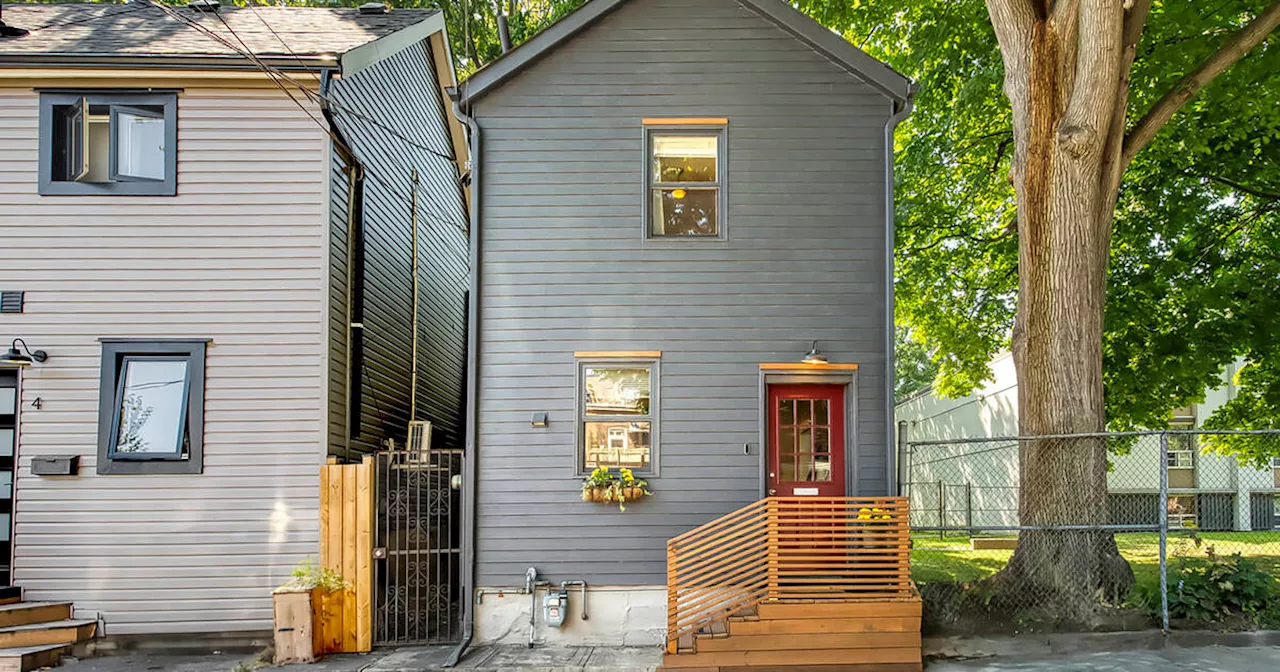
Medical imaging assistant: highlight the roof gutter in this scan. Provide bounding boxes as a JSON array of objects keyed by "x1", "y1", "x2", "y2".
[
  {"x1": 884, "y1": 84, "x2": 916, "y2": 497},
  {"x1": 445, "y1": 82, "x2": 480, "y2": 668},
  {"x1": 0, "y1": 53, "x2": 336, "y2": 70}
]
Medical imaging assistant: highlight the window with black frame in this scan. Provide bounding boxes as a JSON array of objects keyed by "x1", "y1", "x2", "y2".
[
  {"x1": 97, "y1": 340, "x2": 206, "y2": 475},
  {"x1": 40, "y1": 92, "x2": 178, "y2": 196}
]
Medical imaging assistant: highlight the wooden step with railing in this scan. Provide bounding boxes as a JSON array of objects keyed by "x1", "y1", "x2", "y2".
[{"x1": 664, "y1": 497, "x2": 921, "y2": 671}]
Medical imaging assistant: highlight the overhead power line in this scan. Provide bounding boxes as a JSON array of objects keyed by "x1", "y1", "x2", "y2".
[{"x1": 142, "y1": 0, "x2": 469, "y2": 235}]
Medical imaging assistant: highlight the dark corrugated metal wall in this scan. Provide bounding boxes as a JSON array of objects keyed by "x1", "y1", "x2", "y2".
[{"x1": 327, "y1": 39, "x2": 469, "y2": 459}]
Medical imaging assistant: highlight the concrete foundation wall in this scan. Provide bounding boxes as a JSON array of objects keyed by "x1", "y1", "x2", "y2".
[{"x1": 474, "y1": 586, "x2": 666, "y2": 647}]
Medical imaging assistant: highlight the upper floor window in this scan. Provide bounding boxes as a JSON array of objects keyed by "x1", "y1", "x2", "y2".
[
  {"x1": 39, "y1": 92, "x2": 178, "y2": 196},
  {"x1": 644, "y1": 122, "x2": 726, "y2": 238}
]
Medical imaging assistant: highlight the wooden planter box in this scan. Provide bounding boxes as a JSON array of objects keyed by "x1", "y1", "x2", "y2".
[
  {"x1": 582, "y1": 485, "x2": 648, "y2": 503},
  {"x1": 273, "y1": 587, "x2": 323, "y2": 665}
]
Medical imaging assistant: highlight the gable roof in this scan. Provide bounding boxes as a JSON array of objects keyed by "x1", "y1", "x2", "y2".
[
  {"x1": 0, "y1": 2, "x2": 438, "y2": 65},
  {"x1": 456, "y1": 0, "x2": 914, "y2": 105}
]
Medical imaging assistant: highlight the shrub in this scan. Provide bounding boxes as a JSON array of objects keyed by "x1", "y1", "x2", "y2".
[{"x1": 1167, "y1": 548, "x2": 1272, "y2": 622}]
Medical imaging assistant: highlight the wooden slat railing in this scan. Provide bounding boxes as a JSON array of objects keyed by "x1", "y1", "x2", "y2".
[{"x1": 666, "y1": 497, "x2": 911, "y2": 653}]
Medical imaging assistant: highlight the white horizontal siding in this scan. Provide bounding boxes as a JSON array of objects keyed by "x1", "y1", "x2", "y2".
[{"x1": 0, "y1": 85, "x2": 328, "y2": 635}]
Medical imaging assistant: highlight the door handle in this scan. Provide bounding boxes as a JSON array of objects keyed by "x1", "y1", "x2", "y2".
[{"x1": 768, "y1": 489, "x2": 777, "y2": 495}]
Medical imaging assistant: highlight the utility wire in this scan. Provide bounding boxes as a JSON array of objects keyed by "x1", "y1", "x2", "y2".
[{"x1": 143, "y1": 1, "x2": 468, "y2": 235}]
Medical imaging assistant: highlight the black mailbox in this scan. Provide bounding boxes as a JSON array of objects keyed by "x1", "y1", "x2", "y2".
[{"x1": 31, "y1": 455, "x2": 79, "y2": 477}]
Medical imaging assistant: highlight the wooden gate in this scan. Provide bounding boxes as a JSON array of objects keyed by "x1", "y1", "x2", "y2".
[{"x1": 319, "y1": 456, "x2": 374, "y2": 653}]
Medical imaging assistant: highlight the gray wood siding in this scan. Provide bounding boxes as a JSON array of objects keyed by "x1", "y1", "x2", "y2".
[
  {"x1": 327, "y1": 39, "x2": 470, "y2": 457},
  {"x1": 0, "y1": 85, "x2": 328, "y2": 634},
  {"x1": 472, "y1": 0, "x2": 893, "y2": 586}
]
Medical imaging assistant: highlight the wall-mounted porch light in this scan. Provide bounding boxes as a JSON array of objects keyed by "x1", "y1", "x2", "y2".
[
  {"x1": 1, "y1": 339, "x2": 48, "y2": 367},
  {"x1": 801, "y1": 340, "x2": 828, "y2": 365}
]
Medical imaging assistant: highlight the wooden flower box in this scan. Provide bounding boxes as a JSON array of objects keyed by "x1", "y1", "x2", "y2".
[{"x1": 273, "y1": 586, "x2": 323, "y2": 665}]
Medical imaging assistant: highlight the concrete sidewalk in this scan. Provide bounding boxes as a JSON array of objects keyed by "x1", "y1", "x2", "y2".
[
  {"x1": 55, "y1": 642, "x2": 1280, "y2": 671},
  {"x1": 929, "y1": 645, "x2": 1280, "y2": 671}
]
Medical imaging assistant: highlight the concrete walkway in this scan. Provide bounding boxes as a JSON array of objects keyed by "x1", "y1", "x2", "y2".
[
  {"x1": 55, "y1": 642, "x2": 1280, "y2": 671},
  {"x1": 929, "y1": 645, "x2": 1280, "y2": 671}
]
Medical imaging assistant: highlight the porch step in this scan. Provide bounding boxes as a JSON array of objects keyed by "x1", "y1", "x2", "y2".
[
  {"x1": 0, "y1": 589, "x2": 21, "y2": 607},
  {"x1": 662, "y1": 597, "x2": 923, "y2": 671},
  {"x1": 0, "y1": 620, "x2": 96, "y2": 649},
  {"x1": 0, "y1": 643, "x2": 71, "y2": 672},
  {"x1": 0, "y1": 603, "x2": 73, "y2": 629}
]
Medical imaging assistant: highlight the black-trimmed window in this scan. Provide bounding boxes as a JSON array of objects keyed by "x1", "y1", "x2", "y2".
[
  {"x1": 644, "y1": 125, "x2": 726, "y2": 238},
  {"x1": 39, "y1": 92, "x2": 178, "y2": 196},
  {"x1": 97, "y1": 340, "x2": 206, "y2": 475},
  {"x1": 576, "y1": 359, "x2": 659, "y2": 475}
]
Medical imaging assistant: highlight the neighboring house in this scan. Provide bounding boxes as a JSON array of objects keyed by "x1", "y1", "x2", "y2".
[
  {"x1": 450, "y1": 0, "x2": 913, "y2": 647},
  {"x1": 896, "y1": 353, "x2": 1279, "y2": 531},
  {"x1": 0, "y1": 1, "x2": 467, "y2": 644}
]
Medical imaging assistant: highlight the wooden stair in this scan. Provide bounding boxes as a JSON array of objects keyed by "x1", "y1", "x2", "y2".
[
  {"x1": 664, "y1": 497, "x2": 922, "y2": 671},
  {"x1": 662, "y1": 597, "x2": 923, "y2": 671},
  {"x1": 0, "y1": 590, "x2": 96, "y2": 672}
]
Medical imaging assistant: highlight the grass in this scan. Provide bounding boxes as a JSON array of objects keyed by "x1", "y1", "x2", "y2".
[{"x1": 911, "y1": 531, "x2": 1280, "y2": 587}]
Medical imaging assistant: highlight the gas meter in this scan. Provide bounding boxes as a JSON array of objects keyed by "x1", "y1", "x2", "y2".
[{"x1": 542, "y1": 589, "x2": 568, "y2": 628}]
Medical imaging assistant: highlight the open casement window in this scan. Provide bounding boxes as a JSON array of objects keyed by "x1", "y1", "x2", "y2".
[
  {"x1": 97, "y1": 340, "x2": 206, "y2": 475},
  {"x1": 40, "y1": 92, "x2": 178, "y2": 196},
  {"x1": 577, "y1": 360, "x2": 658, "y2": 475},
  {"x1": 644, "y1": 125, "x2": 726, "y2": 238}
]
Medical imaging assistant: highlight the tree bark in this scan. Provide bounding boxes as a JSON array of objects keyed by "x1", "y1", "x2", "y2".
[{"x1": 982, "y1": 0, "x2": 1280, "y2": 620}]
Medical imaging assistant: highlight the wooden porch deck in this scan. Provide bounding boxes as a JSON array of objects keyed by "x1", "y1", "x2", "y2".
[{"x1": 662, "y1": 497, "x2": 921, "y2": 671}]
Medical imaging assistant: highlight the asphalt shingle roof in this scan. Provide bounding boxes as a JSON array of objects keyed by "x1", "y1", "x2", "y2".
[{"x1": 0, "y1": 2, "x2": 438, "y2": 58}]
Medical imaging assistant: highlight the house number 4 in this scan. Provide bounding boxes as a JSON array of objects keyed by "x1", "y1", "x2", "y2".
[{"x1": 31, "y1": 397, "x2": 42, "y2": 410}]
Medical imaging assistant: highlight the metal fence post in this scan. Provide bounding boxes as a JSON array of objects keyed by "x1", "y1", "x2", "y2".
[
  {"x1": 1159, "y1": 430, "x2": 1170, "y2": 634},
  {"x1": 897, "y1": 421, "x2": 909, "y2": 498},
  {"x1": 966, "y1": 482, "x2": 973, "y2": 533},
  {"x1": 938, "y1": 481, "x2": 945, "y2": 540}
]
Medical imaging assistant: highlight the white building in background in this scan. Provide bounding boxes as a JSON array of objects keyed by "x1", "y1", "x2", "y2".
[{"x1": 896, "y1": 354, "x2": 1280, "y2": 532}]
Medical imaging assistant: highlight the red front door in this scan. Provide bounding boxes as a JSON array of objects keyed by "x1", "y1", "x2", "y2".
[{"x1": 767, "y1": 384, "x2": 846, "y2": 497}]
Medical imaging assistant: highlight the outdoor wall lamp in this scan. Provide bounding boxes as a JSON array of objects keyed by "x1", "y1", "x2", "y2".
[
  {"x1": 801, "y1": 340, "x2": 828, "y2": 365},
  {"x1": 1, "y1": 338, "x2": 48, "y2": 367}
]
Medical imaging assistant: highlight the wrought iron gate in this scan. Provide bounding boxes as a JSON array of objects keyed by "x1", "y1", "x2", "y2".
[{"x1": 373, "y1": 446, "x2": 462, "y2": 645}]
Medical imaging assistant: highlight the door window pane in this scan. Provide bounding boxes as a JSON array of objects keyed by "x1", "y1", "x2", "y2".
[
  {"x1": 814, "y1": 399, "x2": 828, "y2": 425},
  {"x1": 796, "y1": 400, "x2": 811, "y2": 426},
  {"x1": 780, "y1": 453, "x2": 796, "y2": 481},
  {"x1": 0, "y1": 388, "x2": 13, "y2": 415},
  {"x1": 113, "y1": 359, "x2": 189, "y2": 457},
  {"x1": 813, "y1": 454, "x2": 832, "y2": 482},
  {"x1": 778, "y1": 399, "x2": 794, "y2": 425},
  {"x1": 115, "y1": 108, "x2": 166, "y2": 181},
  {"x1": 0, "y1": 429, "x2": 12, "y2": 458}
]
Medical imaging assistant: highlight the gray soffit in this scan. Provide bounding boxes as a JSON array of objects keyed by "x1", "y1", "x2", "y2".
[{"x1": 456, "y1": 0, "x2": 915, "y2": 104}]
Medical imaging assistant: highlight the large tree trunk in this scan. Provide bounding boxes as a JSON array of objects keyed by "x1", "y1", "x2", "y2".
[
  {"x1": 984, "y1": 0, "x2": 1136, "y2": 619},
  {"x1": 976, "y1": 0, "x2": 1278, "y2": 620}
]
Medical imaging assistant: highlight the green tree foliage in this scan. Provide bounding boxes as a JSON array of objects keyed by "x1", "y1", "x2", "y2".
[
  {"x1": 895, "y1": 326, "x2": 940, "y2": 401},
  {"x1": 790, "y1": 1, "x2": 1280, "y2": 436}
]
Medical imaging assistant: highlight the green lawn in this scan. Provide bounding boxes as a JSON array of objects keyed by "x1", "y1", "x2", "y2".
[{"x1": 911, "y1": 531, "x2": 1280, "y2": 586}]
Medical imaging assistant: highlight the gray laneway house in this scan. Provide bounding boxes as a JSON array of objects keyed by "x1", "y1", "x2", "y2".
[{"x1": 448, "y1": 0, "x2": 915, "y2": 651}]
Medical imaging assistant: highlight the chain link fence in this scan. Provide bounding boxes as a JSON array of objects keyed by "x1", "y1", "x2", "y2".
[{"x1": 900, "y1": 429, "x2": 1280, "y2": 633}]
